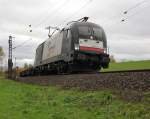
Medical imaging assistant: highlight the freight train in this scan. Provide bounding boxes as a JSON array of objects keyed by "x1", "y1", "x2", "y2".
[{"x1": 20, "y1": 17, "x2": 110, "y2": 76}]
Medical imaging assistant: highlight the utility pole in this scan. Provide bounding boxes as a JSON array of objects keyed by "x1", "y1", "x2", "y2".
[{"x1": 8, "y1": 36, "x2": 14, "y2": 79}]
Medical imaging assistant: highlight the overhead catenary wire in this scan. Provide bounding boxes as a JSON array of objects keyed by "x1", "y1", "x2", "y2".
[
  {"x1": 99, "y1": 0, "x2": 150, "y2": 29},
  {"x1": 123, "y1": 0, "x2": 150, "y2": 14},
  {"x1": 12, "y1": 25, "x2": 33, "y2": 50},
  {"x1": 101, "y1": 0, "x2": 150, "y2": 32},
  {"x1": 33, "y1": 0, "x2": 60, "y2": 23},
  {"x1": 121, "y1": 3, "x2": 150, "y2": 22},
  {"x1": 43, "y1": 0, "x2": 75, "y2": 26},
  {"x1": 99, "y1": 0, "x2": 150, "y2": 28},
  {"x1": 34, "y1": 0, "x2": 69, "y2": 28},
  {"x1": 12, "y1": 38, "x2": 32, "y2": 50},
  {"x1": 57, "y1": 0, "x2": 93, "y2": 28}
]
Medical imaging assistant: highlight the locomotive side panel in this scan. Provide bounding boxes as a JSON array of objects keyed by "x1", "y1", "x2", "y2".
[
  {"x1": 42, "y1": 32, "x2": 63, "y2": 62},
  {"x1": 61, "y1": 30, "x2": 74, "y2": 62},
  {"x1": 34, "y1": 42, "x2": 44, "y2": 67}
]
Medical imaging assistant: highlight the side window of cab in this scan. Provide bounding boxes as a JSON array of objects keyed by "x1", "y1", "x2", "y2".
[
  {"x1": 65, "y1": 29, "x2": 71, "y2": 40},
  {"x1": 67, "y1": 30, "x2": 71, "y2": 40}
]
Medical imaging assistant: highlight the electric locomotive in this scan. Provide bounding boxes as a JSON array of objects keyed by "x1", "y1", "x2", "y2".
[{"x1": 20, "y1": 17, "x2": 110, "y2": 76}]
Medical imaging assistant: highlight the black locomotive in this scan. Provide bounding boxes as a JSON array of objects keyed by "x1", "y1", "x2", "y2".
[{"x1": 20, "y1": 17, "x2": 110, "y2": 76}]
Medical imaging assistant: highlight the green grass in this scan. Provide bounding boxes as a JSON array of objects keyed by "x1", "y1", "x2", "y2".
[
  {"x1": 0, "y1": 76, "x2": 149, "y2": 119},
  {"x1": 102, "y1": 60, "x2": 150, "y2": 72}
]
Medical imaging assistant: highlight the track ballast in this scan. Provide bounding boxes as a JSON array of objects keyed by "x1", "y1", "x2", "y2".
[
  {"x1": 16, "y1": 69, "x2": 150, "y2": 102},
  {"x1": 17, "y1": 69, "x2": 150, "y2": 91}
]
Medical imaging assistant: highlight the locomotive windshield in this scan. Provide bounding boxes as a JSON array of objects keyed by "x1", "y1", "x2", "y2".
[
  {"x1": 93, "y1": 27, "x2": 103, "y2": 41},
  {"x1": 78, "y1": 26, "x2": 91, "y2": 38},
  {"x1": 78, "y1": 26, "x2": 103, "y2": 41}
]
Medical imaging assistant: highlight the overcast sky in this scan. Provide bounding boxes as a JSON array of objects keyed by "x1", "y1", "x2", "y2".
[{"x1": 0, "y1": 0, "x2": 150, "y2": 67}]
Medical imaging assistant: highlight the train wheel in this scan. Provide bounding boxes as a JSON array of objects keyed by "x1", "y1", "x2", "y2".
[
  {"x1": 66, "y1": 64, "x2": 73, "y2": 74},
  {"x1": 93, "y1": 64, "x2": 101, "y2": 71},
  {"x1": 57, "y1": 62, "x2": 67, "y2": 74}
]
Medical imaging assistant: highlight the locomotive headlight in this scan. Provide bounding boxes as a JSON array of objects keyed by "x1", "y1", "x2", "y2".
[
  {"x1": 74, "y1": 44, "x2": 79, "y2": 51},
  {"x1": 104, "y1": 48, "x2": 107, "y2": 54}
]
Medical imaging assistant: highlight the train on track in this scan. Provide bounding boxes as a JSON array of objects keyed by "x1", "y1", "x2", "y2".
[{"x1": 20, "y1": 17, "x2": 110, "y2": 76}]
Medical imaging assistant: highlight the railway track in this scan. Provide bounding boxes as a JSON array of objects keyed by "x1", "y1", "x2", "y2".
[
  {"x1": 16, "y1": 69, "x2": 150, "y2": 102},
  {"x1": 101, "y1": 69, "x2": 150, "y2": 73},
  {"x1": 17, "y1": 69, "x2": 150, "y2": 91},
  {"x1": 53, "y1": 69, "x2": 150, "y2": 75},
  {"x1": 60, "y1": 69, "x2": 150, "y2": 74}
]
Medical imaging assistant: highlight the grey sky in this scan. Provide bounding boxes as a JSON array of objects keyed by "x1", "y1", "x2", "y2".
[{"x1": 0, "y1": 0, "x2": 150, "y2": 67}]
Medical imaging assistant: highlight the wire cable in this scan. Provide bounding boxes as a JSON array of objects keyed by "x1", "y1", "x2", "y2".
[
  {"x1": 34, "y1": 0, "x2": 69, "y2": 28},
  {"x1": 123, "y1": 0, "x2": 150, "y2": 14},
  {"x1": 57, "y1": 0, "x2": 93, "y2": 28},
  {"x1": 12, "y1": 38, "x2": 32, "y2": 50},
  {"x1": 43, "y1": 0, "x2": 73, "y2": 26},
  {"x1": 121, "y1": 4, "x2": 150, "y2": 22}
]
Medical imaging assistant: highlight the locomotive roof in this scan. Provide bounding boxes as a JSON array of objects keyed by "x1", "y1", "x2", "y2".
[{"x1": 69, "y1": 21, "x2": 102, "y2": 29}]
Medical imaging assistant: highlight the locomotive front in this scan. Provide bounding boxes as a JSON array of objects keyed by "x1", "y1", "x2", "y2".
[{"x1": 70, "y1": 22, "x2": 110, "y2": 70}]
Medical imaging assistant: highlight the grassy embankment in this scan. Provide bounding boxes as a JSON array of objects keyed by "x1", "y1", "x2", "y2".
[
  {"x1": 102, "y1": 60, "x2": 150, "y2": 72},
  {"x1": 0, "y1": 76, "x2": 149, "y2": 119}
]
